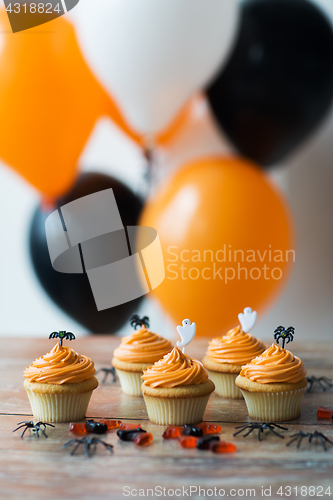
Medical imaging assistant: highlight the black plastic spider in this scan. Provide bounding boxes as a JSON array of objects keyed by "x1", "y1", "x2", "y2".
[
  {"x1": 233, "y1": 422, "x2": 289, "y2": 441},
  {"x1": 13, "y1": 420, "x2": 55, "y2": 438},
  {"x1": 287, "y1": 431, "x2": 333, "y2": 451},
  {"x1": 306, "y1": 376, "x2": 333, "y2": 393},
  {"x1": 96, "y1": 367, "x2": 117, "y2": 383},
  {"x1": 274, "y1": 326, "x2": 295, "y2": 349},
  {"x1": 129, "y1": 314, "x2": 149, "y2": 330},
  {"x1": 63, "y1": 436, "x2": 114, "y2": 457},
  {"x1": 49, "y1": 330, "x2": 75, "y2": 347}
]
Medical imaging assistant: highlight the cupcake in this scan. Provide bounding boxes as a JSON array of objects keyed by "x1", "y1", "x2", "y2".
[
  {"x1": 235, "y1": 339, "x2": 307, "y2": 421},
  {"x1": 141, "y1": 346, "x2": 215, "y2": 425},
  {"x1": 202, "y1": 313, "x2": 266, "y2": 399},
  {"x1": 24, "y1": 332, "x2": 98, "y2": 423},
  {"x1": 112, "y1": 315, "x2": 172, "y2": 396}
]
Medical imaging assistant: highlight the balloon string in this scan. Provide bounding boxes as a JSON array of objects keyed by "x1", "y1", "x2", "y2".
[{"x1": 144, "y1": 145, "x2": 154, "y2": 189}]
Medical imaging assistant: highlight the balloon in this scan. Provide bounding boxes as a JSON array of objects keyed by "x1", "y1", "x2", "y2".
[
  {"x1": 75, "y1": 0, "x2": 239, "y2": 135},
  {"x1": 140, "y1": 157, "x2": 293, "y2": 337},
  {"x1": 0, "y1": 11, "x2": 108, "y2": 198},
  {"x1": 206, "y1": 0, "x2": 333, "y2": 166},
  {"x1": 29, "y1": 173, "x2": 144, "y2": 333}
]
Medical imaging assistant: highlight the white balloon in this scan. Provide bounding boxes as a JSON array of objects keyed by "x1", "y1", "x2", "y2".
[{"x1": 75, "y1": 0, "x2": 239, "y2": 136}]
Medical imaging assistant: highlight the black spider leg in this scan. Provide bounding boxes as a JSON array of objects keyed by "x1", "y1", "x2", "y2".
[
  {"x1": 13, "y1": 423, "x2": 32, "y2": 438},
  {"x1": 258, "y1": 426, "x2": 264, "y2": 441},
  {"x1": 270, "y1": 423, "x2": 289, "y2": 431},
  {"x1": 100, "y1": 441, "x2": 113, "y2": 453},
  {"x1": 287, "y1": 432, "x2": 308, "y2": 449},
  {"x1": 96, "y1": 367, "x2": 117, "y2": 384},
  {"x1": 318, "y1": 377, "x2": 333, "y2": 391},
  {"x1": 63, "y1": 438, "x2": 83, "y2": 456},
  {"x1": 265, "y1": 424, "x2": 288, "y2": 439},
  {"x1": 312, "y1": 432, "x2": 333, "y2": 451},
  {"x1": 83, "y1": 439, "x2": 91, "y2": 457},
  {"x1": 233, "y1": 424, "x2": 257, "y2": 438},
  {"x1": 35, "y1": 425, "x2": 46, "y2": 438},
  {"x1": 310, "y1": 432, "x2": 327, "y2": 451}
]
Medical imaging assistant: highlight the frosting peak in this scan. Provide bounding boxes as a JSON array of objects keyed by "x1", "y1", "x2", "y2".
[
  {"x1": 142, "y1": 346, "x2": 208, "y2": 388},
  {"x1": 206, "y1": 326, "x2": 266, "y2": 365},
  {"x1": 240, "y1": 343, "x2": 307, "y2": 384},
  {"x1": 113, "y1": 326, "x2": 172, "y2": 363},
  {"x1": 24, "y1": 342, "x2": 96, "y2": 384}
]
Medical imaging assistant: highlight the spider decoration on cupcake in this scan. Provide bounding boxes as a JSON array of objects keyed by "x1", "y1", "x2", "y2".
[
  {"x1": 306, "y1": 375, "x2": 333, "y2": 393},
  {"x1": 233, "y1": 422, "x2": 289, "y2": 441},
  {"x1": 49, "y1": 330, "x2": 75, "y2": 347},
  {"x1": 63, "y1": 436, "x2": 114, "y2": 457},
  {"x1": 13, "y1": 420, "x2": 55, "y2": 438},
  {"x1": 129, "y1": 314, "x2": 149, "y2": 330},
  {"x1": 274, "y1": 326, "x2": 295, "y2": 349},
  {"x1": 287, "y1": 431, "x2": 333, "y2": 451}
]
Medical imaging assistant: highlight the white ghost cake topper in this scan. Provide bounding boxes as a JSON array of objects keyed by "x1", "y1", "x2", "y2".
[
  {"x1": 176, "y1": 319, "x2": 196, "y2": 354},
  {"x1": 238, "y1": 307, "x2": 257, "y2": 333}
]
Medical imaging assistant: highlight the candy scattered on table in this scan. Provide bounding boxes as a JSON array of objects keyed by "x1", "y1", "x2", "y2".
[
  {"x1": 99, "y1": 419, "x2": 122, "y2": 430},
  {"x1": 182, "y1": 425, "x2": 204, "y2": 438},
  {"x1": 119, "y1": 423, "x2": 142, "y2": 431},
  {"x1": 69, "y1": 419, "x2": 123, "y2": 435},
  {"x1": 317, "y1": 406, "x2": 333, "y2": 419},
  {"x1": 85, "y1": 420, "x2": 108, "y2": 434},
  {"x1": 196, "y1": 435, "x2": 220, "y2": 450},
  {"x1": 134, "y1": 432, "x2": 154, "y2": 447},
  {"x1": 117, "y1": 428, "x2": 147, "y2": 442},
  {"x1": 197, "y1": 422, "x2": 222, "y2": 435},
  {"x1": 210, "y1": 441, "x2": 237, "y2": 454},
  {"x1": 69, "y1": 423, "x2": 87, "y2": 435},
  {"x1": 162, "y1": 425, "x2": 182, "y2": 439},
  {"x1": 179, "y1": 436, "x2": 198, "y2": 448}
]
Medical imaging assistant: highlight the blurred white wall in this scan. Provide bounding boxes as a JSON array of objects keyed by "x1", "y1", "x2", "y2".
[{"x1": 0, "y1": 0, "x2": 332, "y2": 340}]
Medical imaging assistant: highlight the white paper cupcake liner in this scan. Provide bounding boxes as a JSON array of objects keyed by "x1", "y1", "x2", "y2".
[
  {"x1": 143, "y1": 394, "x2": 211, "y2": 425},
  {"x1": 116, "y1": 369, "x2": 143, "y2": 396},
  {"x1": 25, "y1": 389, "x2": 93, "y2": 423},
  {"x1": 207, "y1": 370, "x2": 243, "y2": 399},
  {"x1": 240, "y1": 387, "x2": 306, "y2": 421}
]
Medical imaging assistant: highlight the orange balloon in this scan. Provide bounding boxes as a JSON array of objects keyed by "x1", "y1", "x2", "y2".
[
  {"x1": 140, "y1": 156, "x2": 294, "y2": 337},
  {"x1": 0, "y1": 11, "x2": 109, "y2": 198}
]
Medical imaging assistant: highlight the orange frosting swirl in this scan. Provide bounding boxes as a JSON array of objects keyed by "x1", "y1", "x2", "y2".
[
  {"x1": 240, "y1": 344, "x2": 307, "y2": 384},
  {"x1": 113, "y1": 326, "x2": 172, "y2": 363},
  {"x1": 24, "y1": 342, "x2": 96, "y2": 384},
  {"x1": 206, "y1": 326, "x2": 266, "y2": 365},
  {"x1": 142, "y1": 346, "x2": 208, "y2": 388}
]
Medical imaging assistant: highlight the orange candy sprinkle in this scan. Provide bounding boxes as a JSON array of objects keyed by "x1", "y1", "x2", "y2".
[
  {"x1": 163, "y1": 426, "x2": 183, "y2": 439},
  {"x1": 210, "y1": 441, "x2": 237, "y2": 453},
  {"x1": 69, "y1": 423, "x2": 87, "y2": 435},
  {"x1": 179, "y1": 436, "x2": 198, "y2": 448},
  {"x1": 317, "y1": 407, "x2": 333, "y2": 419},
  {"x1": 134, "y1": 432, "x2": 153, "y2": 447},
  {"x1": 119, "y1": 423, "x2": 142, "y2": 431},
  {"x1": 99, "y1": 419, "x2": 122, "y2": 430},
  {"x1": 197, "y1": 422, "x2": 222, "y2": 435}
]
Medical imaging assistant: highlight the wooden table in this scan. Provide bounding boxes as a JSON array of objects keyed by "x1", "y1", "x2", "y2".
[{"x1": 1, "y1": 337, "x2": 333, "y2": 500}]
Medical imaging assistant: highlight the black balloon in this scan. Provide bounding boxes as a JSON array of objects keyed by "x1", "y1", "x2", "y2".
[
  {"x1": 207, "y1": 0, "x2": 333, "y2": 166},
  {"x1": 29, "y1": 172, "x2": 144, "y2": 333}
]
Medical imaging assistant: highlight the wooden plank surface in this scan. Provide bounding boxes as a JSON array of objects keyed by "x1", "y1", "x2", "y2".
[{"x1": 1, "y1": 337, "x2": 333, "y2": 500}]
